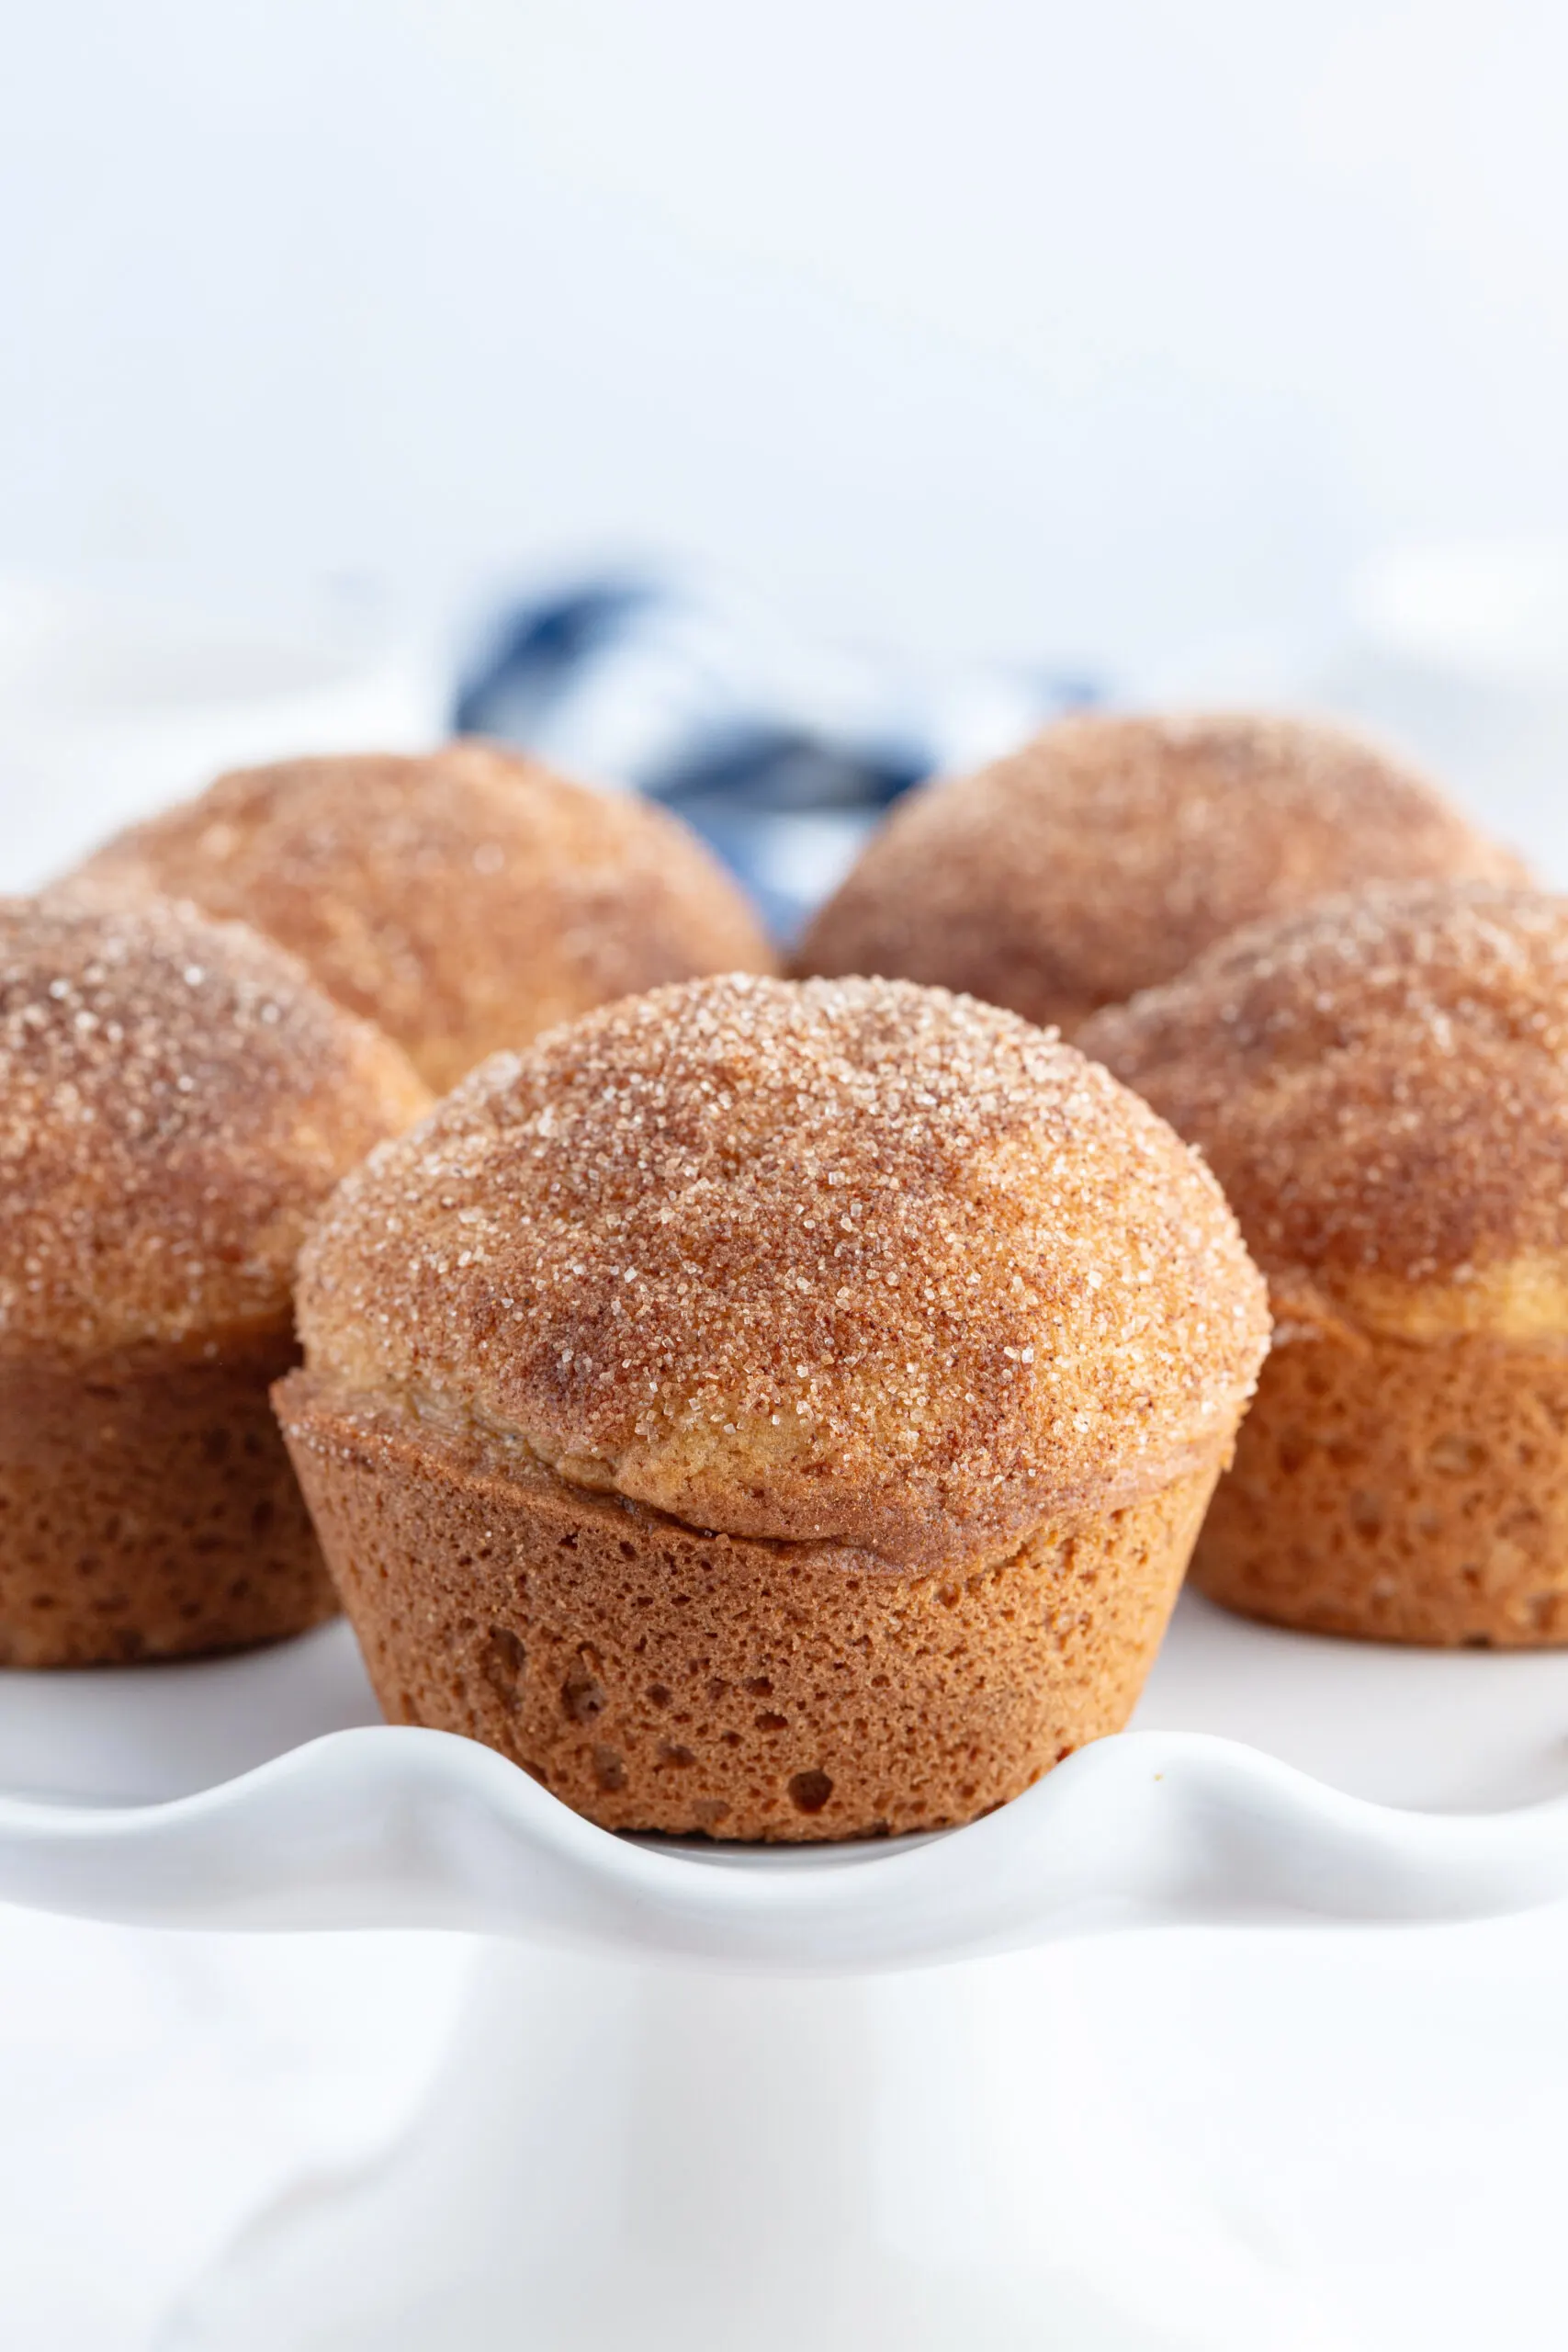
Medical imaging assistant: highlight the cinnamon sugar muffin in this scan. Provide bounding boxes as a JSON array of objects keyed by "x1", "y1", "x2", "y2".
[
  {"x1": 73, "y1": 742, "x2": 775, "y2": 1092},
  {"x1": 1081, "y1": 884, "x2": 1568, "y2": 1646},
  {"x1": 0, "y1": 896, "x2": 428, "y2": 1667},
  {"x1": 797, "y1": 712, "x2": 1525, "y2": 1034},
  {"x1": 276, "y1": 973, "x2": 1268, "y2": 1838}
]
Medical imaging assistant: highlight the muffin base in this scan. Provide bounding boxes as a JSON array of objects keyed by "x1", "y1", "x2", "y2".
[
  {"x1": 1194, "y1": 1326, "x2": 1568, "y2": 1645},
  {"x1": 0, "y1": 1332, "x2": 339, "y2": 1668},
  {"x1": 276, "y1": 1374, "x2": 1217, "y2": 1839}
]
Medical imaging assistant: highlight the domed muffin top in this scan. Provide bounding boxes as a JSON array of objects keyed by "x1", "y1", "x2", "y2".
[
  {"x1": 0, "y1": 896, "x2": 428, "y2": 1360},
  {"x1": 297, "y1": 973, "x2": 1268, "y2": 1572},
  {"x1": 796, "y1": 711, "x2": 1525, "y2": 1034},
  {"x1": 73, "y1": 742, "x2": 776, "y2": 1091},
  {"x1": 1079, "y1": 884, "x2": 1568, "y2": 1337}
]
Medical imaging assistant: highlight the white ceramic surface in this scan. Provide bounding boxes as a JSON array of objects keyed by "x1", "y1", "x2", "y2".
[
  {"x1": 4, "y1": 1597, "x2": 1568, "y2": 2346},
  {"x1": 7, "y1": 1609, "x2": 1568, "y2": 1962},
  {"x1": 153, "y1": 1938, "x2": 1357, "y2": 2352},
  {"x1": 7, "y1": 1593, "x2": 1568, "y2": 1949}
]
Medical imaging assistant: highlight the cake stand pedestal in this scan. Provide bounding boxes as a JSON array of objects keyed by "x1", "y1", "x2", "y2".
[{"x1": 5, "y1": 1592, "x2": 1568, "y2": 2351}]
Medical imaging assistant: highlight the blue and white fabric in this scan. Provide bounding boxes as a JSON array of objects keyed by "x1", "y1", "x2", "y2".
[{"x1": 457, "y1": 574, "x2": 1098, "y2": 939}]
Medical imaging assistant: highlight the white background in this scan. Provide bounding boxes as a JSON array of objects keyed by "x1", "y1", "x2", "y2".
[
  {"x1": 6, "y1": 0, "x2": 1568, "y2": 673},
  {"x1": 6, "y1": 4, "x2": 1568, "y2": 2346}
]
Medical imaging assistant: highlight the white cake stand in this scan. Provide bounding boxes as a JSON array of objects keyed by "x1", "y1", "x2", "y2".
[{"x1": 6, "y1": 1592, "x2": 1568, "y2": 2351}]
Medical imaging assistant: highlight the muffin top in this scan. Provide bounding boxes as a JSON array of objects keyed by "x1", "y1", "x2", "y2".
[
  {"x1": 73, "y1": 742, "x2": 777, "y2": 1092},
  {"x1": 796, "y1": 711, "x2": 1525, "y2": 1034},
  {"x1": 1079, "y1": 884, "x2": 1568, "y2": 1340},
  {"x1": 0, "y1": 896, "x2": 429, "y2": 1361},
  {"x1": 298, "y1": 973, "x2": 1268, "y2": 1573}
]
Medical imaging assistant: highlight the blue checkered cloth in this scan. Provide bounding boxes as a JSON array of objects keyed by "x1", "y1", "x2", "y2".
[{"x1": 457, "y1": 576, "x2": 1098, "y2": 940}]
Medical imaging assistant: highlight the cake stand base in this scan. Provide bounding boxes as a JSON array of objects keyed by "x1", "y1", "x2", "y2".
[
  {"x1": 12, "y1": 1594, "x2": 1568, "y2": 2351},
  {"x1": 156, "y1": 1939, "x2": 1337, "y2": 2352}
]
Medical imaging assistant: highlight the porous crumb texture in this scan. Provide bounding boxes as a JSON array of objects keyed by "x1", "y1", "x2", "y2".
[
  {"x1": 73, "y1": 742, "x2": 777, "y2": 1091},
  {"x1": 1079, "y1": 884, "x2": 1568, "y2": 1296},
  {"x1": 1193, "y1": 1327, "x2": 1568, "y2": 1646},
  {"x1": 0, "y1": 894, "x2": 429, "y2": 1360},
  {"x1": 797, "y1": 711, "x2": 1525, "y2": 1034},
  {"x1": 2, "y1": 1336, "x2": 335, "y2": 1667},
  {"x1": 297, "y1": 974, "x2": 1268, "y2": 1574},
  {"x1": 278, "y1": 1380, "x2": 1216, "y2": 1838}
]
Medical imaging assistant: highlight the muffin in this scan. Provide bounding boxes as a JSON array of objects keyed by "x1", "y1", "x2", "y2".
[
  {"x1": 0, "y1": 895, "x2": 429, "y2": 1668},
  {"x1": 72, "y1": 741, "x2": 776, "y2": 1092},
  {"x1": 796, "y1": 711, "x2": 1525, "y2": 1034},
  {"x1": 1081, "y1": 883, "x2": 1568, "y2": 1646},
  {"x1": 276, "y1": 973, "x2": 1268, "y2": 1838}
]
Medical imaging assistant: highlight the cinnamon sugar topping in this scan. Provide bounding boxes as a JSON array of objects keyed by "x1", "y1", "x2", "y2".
[
  {"x1": 298, "y1": 973, "x2": 1268, "y2": 1571},
  {"x1": 1081, "y1": 883, "x2": 1568, "y2": 1300},
  {"x1": 74, "y1": 742, "x2": 776, "y2": 1091},
  {"x1": 0, "y1": 895, "x2": 428, "y2": 1357},
  {"x1": 797, "y1": 711, "x2": 1524, "y2": 1033}
]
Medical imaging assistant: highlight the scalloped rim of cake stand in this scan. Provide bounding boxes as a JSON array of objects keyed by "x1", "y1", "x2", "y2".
[{"x1": 5, "y1": 1714, "x2": 1568, "y2": 1969}]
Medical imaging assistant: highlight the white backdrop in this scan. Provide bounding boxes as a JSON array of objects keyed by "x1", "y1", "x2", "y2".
[{"x1": 4, "y1": 0, "x2": 1568, "y2": 672}]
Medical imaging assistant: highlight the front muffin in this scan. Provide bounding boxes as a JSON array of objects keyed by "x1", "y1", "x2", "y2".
[
  {"x1": 277, "y1": 974, "x2": 1267, "y2": 1838},
  {"x1": 71, "y1": 742, "x2": 776, "y2": 1092},
  {"x1": 797, "y1": 711, "x2": 1524, "y2": 1034},
  {"x1": 1082, "y1": 885, "x2": 1568, "y2": 1646},
  {"x1": 0, "y1": 897, "x2": 429, "y2": 1668}
]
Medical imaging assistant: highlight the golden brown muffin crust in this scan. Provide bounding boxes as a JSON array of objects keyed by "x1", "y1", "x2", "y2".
[
  {"x1": 796, "y1": 712, "x2": 1526, "y2": 1032},
  {"x1": 73, "y1": 742, "x2": 776, "y2": 1091},
  {"x1": 0, "y1": 1333, "x2": 338, "y2": 1667},
  {"x1": 0, "y1": 896, "x2": 429, "y2": 1360},
  {"x1": 1187, "y1": 1319, "x2": 1568, "y2": 1646},
  {"x1": 1078, "y1": 884, "x2": 1568, "y2": 1312},
  {"x1": 296, "y1": 973, "x2": 1268, "y2": 1574},
  {"x1": 277, "y1": 1375, "x2": 1218, "y2": 1837}
]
